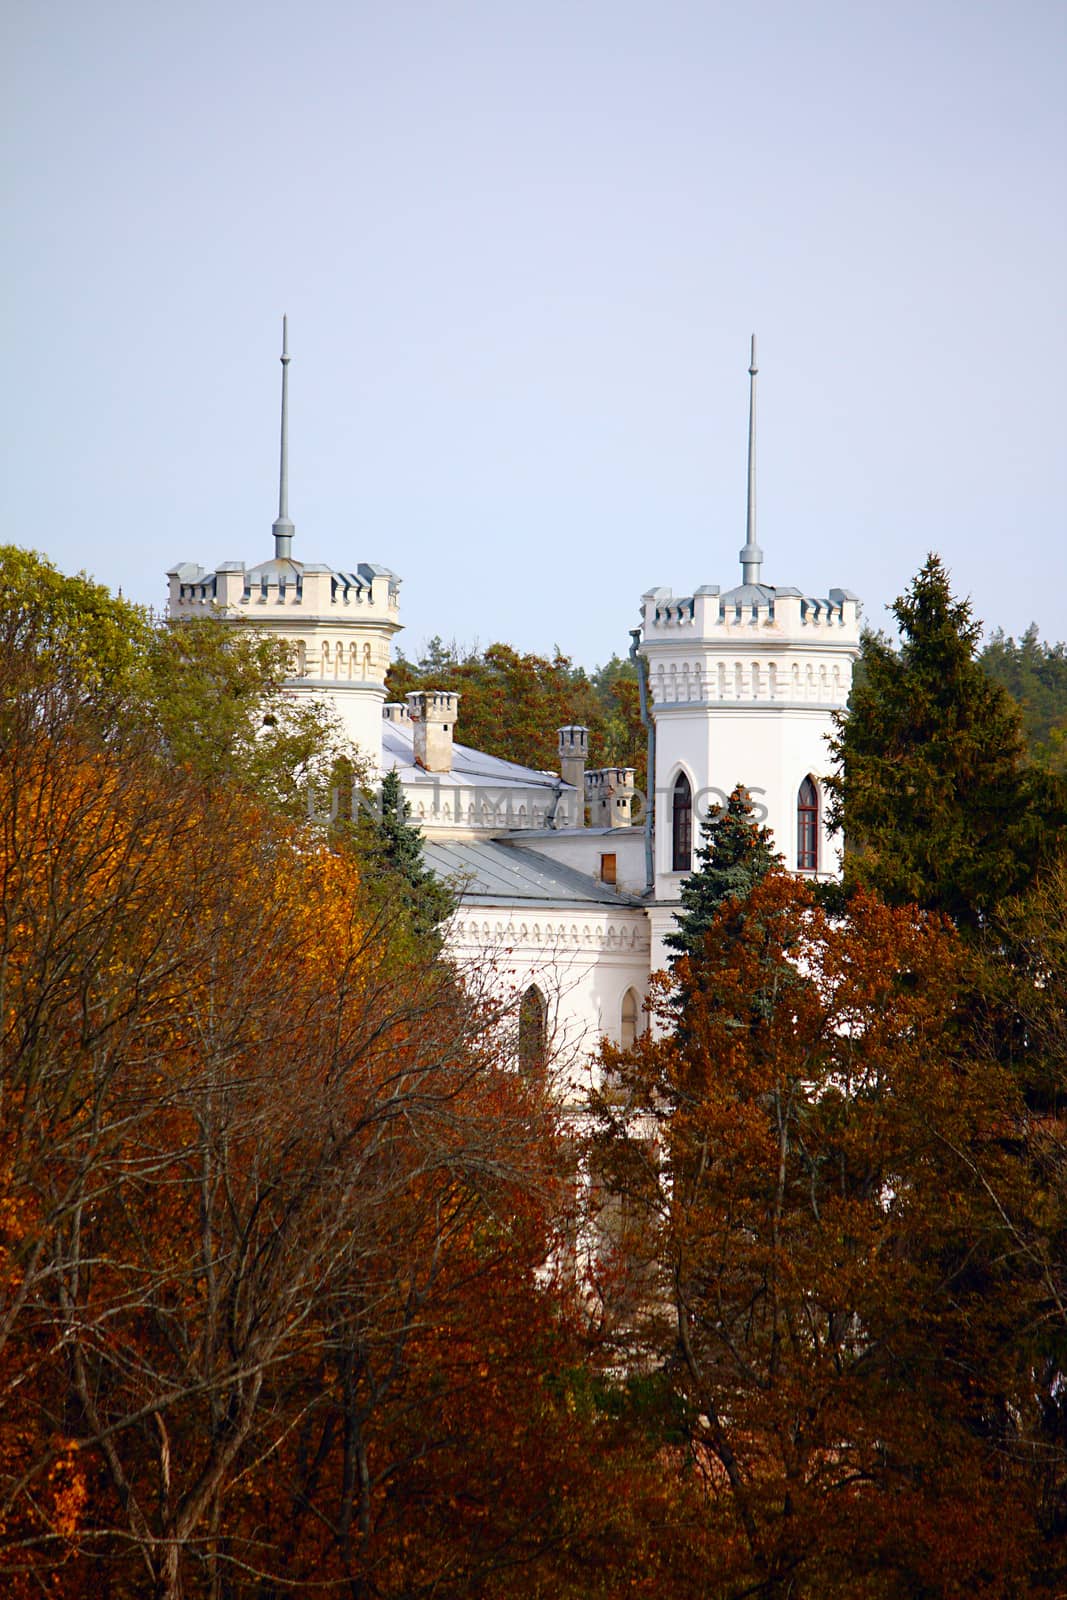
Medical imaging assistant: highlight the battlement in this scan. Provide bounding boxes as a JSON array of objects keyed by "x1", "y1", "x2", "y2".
[
  {"x1": 165, "y1": 554, "x2": 402, "y2": 761},
  {"x1": 166, "y1": 558, "x2": 400, "y2": 620},
  {"x1": 639, "y1": 579, "x2": 861, "y2": 714},
  {"x1": 641, "y1": 582, "x2": 861, "y2": 642}
]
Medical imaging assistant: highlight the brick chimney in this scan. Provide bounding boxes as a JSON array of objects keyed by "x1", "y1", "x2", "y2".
[
  {"x1": 557, "y1": 726, "x2": 589, "y2": 828},
  {"x1": 407, "y1": 690, "x2": 460, "y2": 773}
]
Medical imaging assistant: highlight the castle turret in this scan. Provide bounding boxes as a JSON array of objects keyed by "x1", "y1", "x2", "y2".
[
  {"x1": 166, "y1": 321, "x2": 402, "y2": 764},
  {"x1": 639, "y1": 339, "x2": 861, "y2": 965}
]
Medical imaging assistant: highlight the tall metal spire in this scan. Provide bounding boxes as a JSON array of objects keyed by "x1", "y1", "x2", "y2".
[
  {"x1": 739, "y1": 333, "x2": 763, "y2": 585},
  {"x1": 272, "y1": 315, "x2": 295, "y2": 560}
]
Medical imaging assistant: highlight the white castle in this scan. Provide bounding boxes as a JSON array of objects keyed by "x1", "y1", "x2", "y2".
[{"x1": 168, "y1": 326, "x2": 861, "y2": 1097}]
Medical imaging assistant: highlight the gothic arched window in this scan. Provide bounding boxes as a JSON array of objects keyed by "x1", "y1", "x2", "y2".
[
  {"x1": 672, "y1": 773, "x2": 693, "y2": 873},
  {"x1": 620, "y1": 988, "x2": 639, "y2": 1050},
  {"x1": 797, "y1": 777, "x2": 819, "y2": 872},
  {"x1": 518, "y1": 985, "x2": 547, "y2": 1078}
]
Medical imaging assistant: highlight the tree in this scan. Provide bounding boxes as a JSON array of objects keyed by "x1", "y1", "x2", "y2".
[
  {"x1": 353, "y1": 768, "x2": 455, "y2": 944},
  {"x1": 0, "y1": 552, "x2": 669, "y2": 1600},
  {"x1": 664, "y1": 782, "x2": 782, "y2": 966},
  {"x1": 0, "y1": 545, "x2": 355, "y2": 817},
  {"x1": 978, "y1": 859, "x2": 1067, "y2": 1561},
  {"x1": 590, "y1": 872, "x2": 1055, "y2": 1597},
  {"x1": 981, "y1": 624, "x2": 1067, "y2": 775},
  {"x1": 826, "y1": 554, "x2": 1065, "y2": 931},
  {"x1": 145, "y1": 613, "x2": 358, "y2": 813}
]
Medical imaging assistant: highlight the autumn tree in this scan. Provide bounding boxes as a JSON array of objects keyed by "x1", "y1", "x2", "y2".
[
  {"x1": 0, "y1": 705, "x2": 669, "y2": 1597},
  {"x1": 590, "y1": 871, "x2": 1056, "y2": 1597},
  {"x1": 0, "y1": 556, "x2": 666, "y2": 1600},
  {"x1": 977, "y1": 859, "x2": 1067, "y2": 1563},
  {"x1": 827, "y1": 554, "x2": 1065, "y2": 930}
]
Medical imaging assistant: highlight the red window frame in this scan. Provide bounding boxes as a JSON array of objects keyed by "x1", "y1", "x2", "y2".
[{"x1": 797, "y1": 777, "x2": 819, "y2": 871}]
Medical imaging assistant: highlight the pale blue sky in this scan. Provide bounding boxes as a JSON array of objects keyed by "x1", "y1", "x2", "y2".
[{"x1": 5, "y1": 0, "x2": 1065, "y2": 667}]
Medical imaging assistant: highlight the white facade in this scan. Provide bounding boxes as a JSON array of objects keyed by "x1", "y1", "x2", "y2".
[
  {"x1": 166, "y1": 551, "x2": 861, "y2": 1074},
  {"x1": 638, "y1": 579, "x2": 861, "y2": 969},
  {"x1": 444, "y1": 892, "x2": 651, "y2": 1105},
  {"x1": 168, "y1": 329, "x2": 860, "y2": 1081}
]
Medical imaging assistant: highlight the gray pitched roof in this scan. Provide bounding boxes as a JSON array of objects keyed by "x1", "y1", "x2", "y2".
[
  {"x1": 383, "y1": 722, "x2": 565, "y2": 792},
  {"x1": 422, "y1": 839, "x2": 643, "y2": 910}
]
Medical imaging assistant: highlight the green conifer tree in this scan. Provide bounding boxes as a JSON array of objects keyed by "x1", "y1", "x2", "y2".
[
  {"x1": 359, "y1": 769, "x2": 455, "y2": 945},
  {"x1": 664, "y1": 783, "x2": 782, "y2": 965},
  {"x1": 827, "y1": 555, "x2": 1065, "y2": 931}
]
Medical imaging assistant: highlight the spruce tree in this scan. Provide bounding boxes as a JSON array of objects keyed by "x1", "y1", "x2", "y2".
[
  {"x1": 827, "y1": 555, "x2": 1065, "y2": 931},
  {"x1": 360, "y1": 768, "x2": 455, "y2": 944},
  {"x1": 664, "y1": 783, "x2": 782, "y2": 964}
]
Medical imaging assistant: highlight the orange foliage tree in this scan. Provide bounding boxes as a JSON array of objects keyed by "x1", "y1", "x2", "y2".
[
  {"x1": 0, "y1": 565, "x2": 666, "y2": 1599},
  {"x1": 589, "y1": 871, "x2": 1058, "y2": 1597}
]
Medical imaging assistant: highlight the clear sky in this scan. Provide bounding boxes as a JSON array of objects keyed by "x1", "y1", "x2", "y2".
[{"x1": 5, "y1": 0, "x2": 1065, "y2": 668}]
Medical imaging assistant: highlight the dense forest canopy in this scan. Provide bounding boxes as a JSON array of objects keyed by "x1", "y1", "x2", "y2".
[{"x1": 980, "y1": 623, "x2": 1067, "y2": 773}]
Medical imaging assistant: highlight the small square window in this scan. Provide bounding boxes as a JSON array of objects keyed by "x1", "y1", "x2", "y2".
[{"x1": 600, "y1": 853, "x2": 617, "y2": 885}]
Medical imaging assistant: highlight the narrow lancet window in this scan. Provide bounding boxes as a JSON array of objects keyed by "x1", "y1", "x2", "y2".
[
  {"x1": 621, "y1": 988, "x2": 639, "y2": 1050},
  {"x1": 797, "y1": 777, "x2": 819, "y2": 872},
  {"x1": 518, "y1": 985, "x2": 547, "y2": 1078},
  {"x1": 672, "y1": 773, "x2": 693, "y2": 873}
]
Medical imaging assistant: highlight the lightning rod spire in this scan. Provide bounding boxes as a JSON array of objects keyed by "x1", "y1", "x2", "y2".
[
  {"x1": 739, "y1": 333, "x2": 763, "y2": 585},
  {"x1": 272, "y1": 315, "x2": 295, "y2": 560}
]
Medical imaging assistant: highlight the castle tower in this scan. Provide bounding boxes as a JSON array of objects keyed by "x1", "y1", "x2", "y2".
[
  {"x1": 639, "y1": 338, "x2": 861, "y2": 966},
  {"x1": 166, "y1": 319, "x2": 401, "y2": 763}
]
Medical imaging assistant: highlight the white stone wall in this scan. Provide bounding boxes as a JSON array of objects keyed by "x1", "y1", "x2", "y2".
[
  {"x1": 445, "y1": 905, "x2": 651, "y2": 1106},
  {"x1": 396, "y1": 778, "x2": 561, "y2": 836},
  {"x1": 652, "y1": 702, "x2": 843, "y2": 890},
  {"x1": 277, "y1": 677, "x2": 390, "y2": 762},
  {"x1": 516, "y1": 828, "x2": 649, "y2": 894}
]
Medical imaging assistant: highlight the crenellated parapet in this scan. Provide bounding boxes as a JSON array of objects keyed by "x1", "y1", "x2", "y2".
[
  {"x1": 167, "y1": 557, "x2": 400, "y2": 680},
  {"x1": 168, "y1": 557, "x2": 399, "y2": 624},
  {"x1": 640, "y1": 581, "x2": 860, "y2": 712},
  {"x1": 641, "y1": 582, "x2": 860, "y2": 634}
]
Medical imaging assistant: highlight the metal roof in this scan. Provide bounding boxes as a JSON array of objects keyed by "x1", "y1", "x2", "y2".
[
  {"x1": 382, "y1": 721, "x2": 565, "y2": 792},
  {"x1": 422, "y1": 838, "x2": 644, "y2": 910}
]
